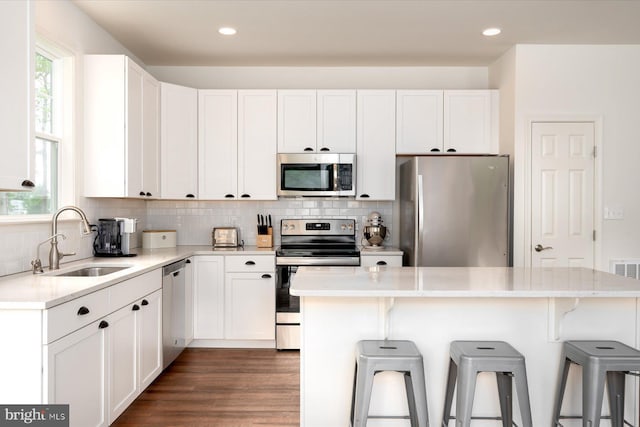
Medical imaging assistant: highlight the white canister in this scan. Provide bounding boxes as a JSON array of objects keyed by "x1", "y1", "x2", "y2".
[{"x1": 142, "y1": 230, "x2": 177, "y2": 249}]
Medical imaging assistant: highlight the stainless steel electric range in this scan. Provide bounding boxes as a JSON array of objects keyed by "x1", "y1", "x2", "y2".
[{"x1": 275, "y1": 218, "x2": 360, "y2": 350}]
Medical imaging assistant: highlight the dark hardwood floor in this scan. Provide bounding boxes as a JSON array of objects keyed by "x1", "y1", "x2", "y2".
[{"x1": 112, "y1": 348, "x2": 300, "y2": 427}]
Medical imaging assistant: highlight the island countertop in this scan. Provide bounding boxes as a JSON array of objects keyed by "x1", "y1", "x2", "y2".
[{"x1": 290, "y1": 266, "x2": 640, "y2": 298}]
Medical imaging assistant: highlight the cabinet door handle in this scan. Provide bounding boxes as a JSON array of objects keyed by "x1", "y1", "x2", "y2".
[
  {"x1": 360, "y1": 194, "x2": 370, "y2": 198},
  {"x1": 430, "y1": 148, "x2": 441, "y2": 152},
  {"x1": 225, "y1": 194, "x2": 235, "y2": 198},
  {"x1": 146, "y1": 192, "x2": 152, "y2": 197},
  {"x1": 376, "y1": 261, "x2": 387, "y2": 266},
  {"x1": 240, "y1": 194, "x2": 251, "y2": 198},
  {"x1": 245, "y1": 260, "x2": 256, "y2": 265},
  {"x1": 303, "y1": 147, "x2": 314, "y2": 152},
  {"x1": 21, "y1": 179, "x2": 35, "y2": 188},
  {"x1": 173, "y1": 271, "x2": 180, "y2": 277},
  {"x1": 77, "y1": 306, "x2": 90, "y2": 316},
  {"x1": 261, "y1": 274, "x2": 272, "y2": 279},
  {"x1": 141, "y1": 299, "x2": 149, "y2": 306},
  {"x1": 186, "y1": 194, "x2": 195, "y2": 198},
  {"x1": 98, "y1": 320, "x2": 109, "y2": 329},
  {"x1": 319, "y1": 147, "x2": 330, "y2": 152},
  {"x1": 185, "y1": 259, "x2": 191, "y2": 264},
  {"x1": 132, "y1": 304, "x2": 140, "y2": 311},
  {"x1": 139, "y1": 191, "x2": 146, "y2": 196},
  {"x1": 446, "y1": 148, "x2": 456, "y2": 153}
]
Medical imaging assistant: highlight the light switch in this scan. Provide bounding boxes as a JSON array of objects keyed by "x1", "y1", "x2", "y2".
[{"x1": 604, "y1": 206, "x2": 624, "y2": 220}]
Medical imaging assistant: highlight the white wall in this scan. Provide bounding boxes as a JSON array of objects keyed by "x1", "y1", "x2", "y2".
[
  {"x1": 502, "y1": 45, "x2": 640, "y2": 269},
  {"x1": 148, "y1": 65, "x2": 489, "y2": 89}
]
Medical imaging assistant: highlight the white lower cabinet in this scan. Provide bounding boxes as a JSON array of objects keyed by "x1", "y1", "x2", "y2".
[
  {"x1": 43, "y1": 270, "x2": 162, "y2": 427},
  {"x1": 46, "y1": 318, "x2": 109, "y2": 427},
  {"x1": 360, "y1": 253, "x2": 403, "y2": 267},
  {"x1": 193, "y1": 254, "x2": 275, "y2": 346}
]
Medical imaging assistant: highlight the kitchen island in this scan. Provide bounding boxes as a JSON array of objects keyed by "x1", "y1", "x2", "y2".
[{"x1": 291, "y1": 266, "x2": 640, "y2": 427}]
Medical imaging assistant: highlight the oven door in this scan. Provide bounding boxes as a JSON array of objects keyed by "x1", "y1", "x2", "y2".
[{"x1": 276, "y1": 265, "x2": 301, "y2": 350}]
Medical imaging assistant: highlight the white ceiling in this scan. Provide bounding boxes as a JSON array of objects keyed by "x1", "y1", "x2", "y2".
[{"x1": 72, "y1": 0, "x2": 640, "y2": 67}]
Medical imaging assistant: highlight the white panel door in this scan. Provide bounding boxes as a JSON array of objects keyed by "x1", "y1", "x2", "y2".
[
  {"x1": 443, "y1": 90, "x2": 498, "y2": 154},
  {"x1": 224, "y1": 272, "x2": 275, "y2": 340},
  {"x1": 126, "y1": 59, "x2": 144, "y2": 197},
  {"x1": 531, "y1": 122, "x2": 595, "y2": 268},
  {"x1": 138, "y1": 289, "x2": 163, "y2": 391},
  {"x1": 193, "y1": 256, "x2": 225, "y2": 339},
  {"x1": 277, "y1": 90, "x2": 316, "y2": 152},
  {"x1": 108, "y1": 304, "x2": 138, "y2": 424},
  {"x1": 396, "y1": 90, "x2": 443, "y2": 154},
  {"x1": 198, "y1": 90, "x2": 238, "y2": 199},
  {"x1": 317, "y1": 90, "x2": 356, "y2": 153},
  {"x1": 238, "y1": 90, "x2": 277, "y2": 200},
  {"x1": 141, "y1": 72, "x2": 160, "y2": 197}
]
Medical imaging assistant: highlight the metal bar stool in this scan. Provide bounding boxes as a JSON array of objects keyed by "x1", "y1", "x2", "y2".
[
  {"x1": 350, "y1": 340, "x2": 429, "y2": 427},
  {"x1": 552, "y1": 340, "x2": 640, "y2": 427},
  {"x1": 441, "y1": 340, "x2": 533, "y2": 427}
]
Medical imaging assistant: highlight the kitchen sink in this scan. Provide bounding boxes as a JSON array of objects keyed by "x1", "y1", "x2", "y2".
[{"x1": 51, "y1": 265, "x2": 131, "y2": 277}]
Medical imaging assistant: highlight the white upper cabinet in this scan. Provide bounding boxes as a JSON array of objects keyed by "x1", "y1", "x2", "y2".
[
  {"x1": 356, "y1": 90, "x2": 396, "y2": 201},
  {"x1": 84, "y1": 55, "x2": 160, "y2": 198},
  {"x1": 277, "y1": 90, "x2": 316, "y2": 152},
  {"x1": 198, "y1": 90, "x2": 238, "y2": 200},
  {"x1": 443, "y1": 90, "x2": 499, "y2": 154},
  {"x1": 238, "y1": 90, "x2": 277, "y2": 200},
  {"x1": 160, "y1": 82, "x2": 198, "y2": 199},
  {"x1": 317, "y1": 90, "x2": 356, "y2": 153},
  {"x1": 396, "y1": 90, "x2": 444, "y2": 154},
  {"x1": 0, "y1": 1, "x2": 34, "y2": 191},
  {"x1": 277, "y1": 90, "x2": 356, "y2": 153}
]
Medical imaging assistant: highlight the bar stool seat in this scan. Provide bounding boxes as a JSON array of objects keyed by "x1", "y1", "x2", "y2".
[
  {"x1": 350, "y1": 340, "x2": 429, "y2": 427},
  {"x1": 552, "y1": 340, "x2": 640, "y2": 427},
  {"x1": 441, "y1": 340, "x2": 533, "y2": 427}
]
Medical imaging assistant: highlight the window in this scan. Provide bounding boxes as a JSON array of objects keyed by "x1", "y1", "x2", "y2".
[{"x1": 0, "y1": 44, "x2": 70, "y2": 216}]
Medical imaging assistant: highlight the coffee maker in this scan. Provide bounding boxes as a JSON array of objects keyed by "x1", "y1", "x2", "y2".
[{"x1": 94, "y1": 218, "x2": 138, "y2": 257}]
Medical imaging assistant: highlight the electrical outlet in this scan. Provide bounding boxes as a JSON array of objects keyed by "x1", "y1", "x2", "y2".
[{"x1": 604, "y1": 206, "x2": 624, "y2": 220}]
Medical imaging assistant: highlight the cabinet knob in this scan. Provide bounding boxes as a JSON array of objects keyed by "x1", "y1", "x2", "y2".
[
  {"x1": 303, "y1": 147, "x2": 314, "y2": 152},
  {"x1": 21, "y1": 179, "x2": 35, "y2": 188},
  {"x1": 185, "y1": 259, "x2": 191, "y2": 264},
  {"x1": 186, "y1": 194, "x2": 195, "y2": 198},
  {"x1": 225, "y1": 194, "x2": 235, "y2": 198},
  {"x1": 139, "y1": 191, "x2": 146, "y2": 196},
  {"x1": 141, "y1": 299, "x2": 149, "y2": 306},
  {"x1": 132, "y1": 304, "x2": 140, "y2": 311},
  {"x1": 360, "y1": 194, "x2": 370, "y2": 198},
  {"x1": 240, "y1": 194, "x2": 251, "y2": 198},
  {"x1": 245, "y1": 260, "x2": 256, "y2": 265},
  {"x1": 446, "y1": 148, "x2": 456, "y2": 153},
  {"x1": 319, "y1": 147, "x2": 330, "y2": 152},
  {"x1": 77, "y1": 306, "x2": 90, "y2": 316},
  {"x1": 376, "y1": 261, "x2": 387, "y2": 266},
  {"x1": 261, "y1": 274, "x2": 272, "y2": 279},
  {"x1": 146, "y1": 192, "x2": 152, "y2": 197},
  {"x1": 98, "y1": 320, "x2": 109, "y2": 329},
  {"x1": 173, "y1": 271, "x2": 180, "y2": 277},
  {"x1": 430, "y1": 148, "x2": 441, "y2": 152}
]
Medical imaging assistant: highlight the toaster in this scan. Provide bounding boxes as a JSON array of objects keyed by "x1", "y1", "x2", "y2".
[{"x1": 212, "y1": 227, "x2": 240, "y2": 248}]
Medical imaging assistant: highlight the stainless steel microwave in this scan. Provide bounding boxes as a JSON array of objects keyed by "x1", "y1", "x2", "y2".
[{"x1": 277, "y1": 153, "x2": 356, "y2": 197}]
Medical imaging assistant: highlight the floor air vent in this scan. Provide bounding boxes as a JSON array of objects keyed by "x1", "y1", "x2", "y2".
[{"x1": 610, "y1": 260, "x2": 640, "y2": 279}]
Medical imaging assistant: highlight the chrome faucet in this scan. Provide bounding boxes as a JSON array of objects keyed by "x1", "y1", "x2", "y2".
[{"x1": 49, "y1": 206, "x2": 92, "y2": 270}]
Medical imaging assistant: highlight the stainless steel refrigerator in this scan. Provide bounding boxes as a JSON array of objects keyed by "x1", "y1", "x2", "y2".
[{"x1": 397, "y1": 155, "x2": 510, "y2": 267}]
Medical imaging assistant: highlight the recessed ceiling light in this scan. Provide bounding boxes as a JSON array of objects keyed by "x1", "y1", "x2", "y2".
[
  {"x1": 218, "y1": 27, "x2": 237, "y2": 36},
  {"x1": 482, "y1": 28, "x2": 501, "y2": 37}
]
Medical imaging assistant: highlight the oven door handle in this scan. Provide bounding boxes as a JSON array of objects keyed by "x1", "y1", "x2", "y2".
[{"x1": 276, "y1": 256, "x2": 360, "y2": 266}]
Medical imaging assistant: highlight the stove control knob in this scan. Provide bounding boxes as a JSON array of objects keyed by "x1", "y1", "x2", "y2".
[
  {"x1": 283, "y1": 224, "x2": 289, "y2": 231},
  {"x1": 289, "y1": 224, "x2": 296, "y2": 230},
  {"x1": 341, "y1": 224, "x2": 346, "y2": 231},
  {"x1": 348, "y1": 224, "x2": 354, "y2": 231}
]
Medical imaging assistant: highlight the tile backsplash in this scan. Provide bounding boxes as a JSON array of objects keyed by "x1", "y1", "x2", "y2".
[{"x1": 0, "y1": 198, "x2": 392, "y2": 277}]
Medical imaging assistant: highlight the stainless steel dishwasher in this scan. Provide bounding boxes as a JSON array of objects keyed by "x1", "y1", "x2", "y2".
[{"x1": 162, "y1": 259, "x2": 187, "y2": 369}]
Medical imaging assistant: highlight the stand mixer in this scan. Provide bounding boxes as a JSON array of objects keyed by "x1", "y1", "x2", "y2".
[{"x1": 362, "y1": 211, "x2": 387, "y2": 248}]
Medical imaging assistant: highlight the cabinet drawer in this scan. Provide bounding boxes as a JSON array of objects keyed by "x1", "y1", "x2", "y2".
[
  {"x1": 225, "y1": 255, "x2": 274, "y2": 272},
  {"x1": 44, "y1": 287, "x2": 110, "y2": 344},
  {"x1": 360, "y1": 255, "x2": 402, "y2": 267},
  {"x1": 110, "y1": 269, "x2": 162, "y2": 312}
]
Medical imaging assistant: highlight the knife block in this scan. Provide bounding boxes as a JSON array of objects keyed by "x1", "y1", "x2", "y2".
[{"x1": 256, "y1": 234, "x2": 273, "y2": 248}]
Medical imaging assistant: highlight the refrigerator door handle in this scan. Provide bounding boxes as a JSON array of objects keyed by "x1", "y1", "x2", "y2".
[{"x1": 417, "y1": 174, "x2": 424, "y2": 263}]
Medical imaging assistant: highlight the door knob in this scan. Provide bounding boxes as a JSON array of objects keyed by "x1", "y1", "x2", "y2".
[{"x1": 534, "y1": 244, "x2": 553, "y2": 252}]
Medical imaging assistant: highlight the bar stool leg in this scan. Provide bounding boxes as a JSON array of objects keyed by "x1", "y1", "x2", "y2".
[
  {"x1": 606, "y1": 371, "x2": 626, "y2": 427},
  {"x1": 442, "y1": 359, "x2": 458, "y2": 427},
  {"x1": 552, "y1": 355, "x2": 571, "y2": 426},
  {"x1": 512, "y1": 364, "x2": 533, "y2": 427},
  {"x1": 582, "y1": 366, "x2": 607, "y2": 427},
  {"x1": 352, "y1": 363, "x2": 375, "y2": 427},
  {"x1": 404, "y1": 372, "x2": 419, "y2": 427},
  {"x1": 455, "y1": 365, "x2": 478, "y2": 427},
  {"x1": 496, "y1": 372, "x2": 513, "y2": 427},
  {"x1": 407, "y1": 364, "x2": 429, "y2": 427}
]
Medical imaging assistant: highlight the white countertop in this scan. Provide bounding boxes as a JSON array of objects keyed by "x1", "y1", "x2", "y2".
[
  {"x1": 290, "y1": 266, "x2": 640, "y2": 298},
  {"x1": 0, "y1": 245, "x2": 275, "y2": 310}
]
